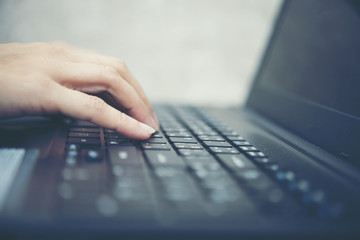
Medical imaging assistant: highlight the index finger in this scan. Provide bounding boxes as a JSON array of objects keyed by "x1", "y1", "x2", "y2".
[{"x1": 51, "y1": 85, "x2": 155, "y2": 139}]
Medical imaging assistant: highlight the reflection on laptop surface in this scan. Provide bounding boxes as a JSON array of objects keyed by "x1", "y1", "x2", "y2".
[{"x1": 0, "y1": 0, "x2": 359, "y2": 239}]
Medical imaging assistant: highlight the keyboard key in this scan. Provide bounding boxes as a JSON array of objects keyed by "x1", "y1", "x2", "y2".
[
  {"x1": 163, "y1": 130, "x2": 188, "y2": 135},
  {"x1": 169, "y1": 137, "x2": 197, "y2": 144},
  {"x1": 105, "y1": 134, "x2": 128, "y2": 140},
  {"x1": 111, "y1": 165, "x2": 143, "y2": 178},
  {"x1": 150, "y1": 133, "x2": 164, "y2": 138},
  {"x1": 178, "y1": 149, "x2": 210, "y2": 156},
  {"x1": 223, "y1": 132, "x2": 240, "y2": 137},
  {"x1": 65, "y1": 156, "x2": 77, "y2": 166},
  {"x1": 163, "y1": 186, "x2": 193, "y2": 203},
  {"x1": 141, "y1": 143, "x2": 171, "y2": 150},
  {"x1": 209, "y1": 147, "x2": 240, "y2": 154},
  {"x1": 246, "y1": 151, "x2": 267, "y2": 158},
  {"x1": 232, "y1": 141, "x2": 251, "y2": 146},
  {"x1": 67, "y1": 138, "x2": 100, "y2": 146},
  {"x1": 264, "y1": 163, "x2": 280, "y2": 173},
  {"x1": 106, "y1": 140, "x2": 133, "y2": 146},
  {"x1": 61, "y1": 167, "x2": 92, "y2": 181},
  {"x1": 58, "y1": 182, "x2": 74, "y2": 200},
  {"x1": 104, "y1": 129, "x2": 115, "y2": 133},
  {"x1": 154, "y1": 167, "x2": 185, "y2": 179},
  {"x1": 201, "y1": 176, "x2": 237, "y2": 191},
  {"x1": 217, "y1": 154, "x2": 256, "y2": 172},
  {"x1": 70, "y1": 127, "x2": 100, "y2": 133},
  {"x1": 239, "y1": 146, "x2": 259, "y2": 152},
  {"x1": 66, "y1": 144, "x2": 80, "y2": 151},
  {"x1": 161, "y1": 125, "x2": 184, "y2": 131},
  {"x1": 190, "y1": 164, "x2": 227, "y2": 181},
  {"x1": 215, "y1": 126, "x2": 233, "y2": 131},
  {"x1": 162, "y1": 128, "x2": 187, "y2": 132},
  {"x1": 114, "y1": 174, "x2": 147, "y2": 189},
  {"x1": 183, "y1": 155, "x2": 217, "y2": 164},
  {"x1": 203, "y1": 141, "x2": 232, "y2": 148},
  {"x1": 187, "y1": 161, "x2": 222, "y2": 172},
  {"x1": 67, "y1": 149, "x2": 78, "y2": 158},
  {"x1": 194, "y1": 132, "x2": 219, "y2": 136},
  {"x1": 72, "y1": 121, "x2": 98, "y2": 127},
  {"x1": 207, "y1": 188, "x2": 242, "y2": 204},
  {"x1": 82, "y1": 149, "x2": 102, "y2": 162},
  {"x1": 105, "y1": 138, "x2": 130, "y2": 142},
  {"x1": 68, "y1": 132, "x2": 100, "y2": 138},
  {"x1": 302, "y1": 189, "x2": 327, "y2": 208},
  {"x1": 96, "y1": 195, "x2": 119, "y2": 217},
  {"x1": 165, "y1": 132, "x2": 192, "y2": 138},
  {"x1": 173, "y1": 143, "x2": 203, "y2": 150},
  {"x1": 252, "y1": 157, "x2": 274, "y2": 165},
  {"x1": 289, "y1": 179, "x2": 311, "y2": 196},
  {"x1": 198, "y1": 136, "x2": 225, "y2": 142},
  {"x1": 235, "y1": 169, "x2": 280, "y2": 194},
  {"x1": 145, "y1": 151, "x2": 185, "y2": 168},
  {"x1": 235, "y1": 169, "x2": 263, "y2": 182},
  {"x1": 276, "y1": 171, "x2": 296, "y2": 184},
  {"x1": 108, "y1": 146, "x2": 140, "y2": 165},
  {"x1": 258, "y1": 188, "x2": 300, "y2": 217},
  {"x1": 142, "y1": 138, "x2": 167, "y2": 144},
  {"x1": 114, "y1": 186, "x2": 149, "y2": 202},
  {"x1": 227, "y1": 136, "x2": 245, "y2": 141}
]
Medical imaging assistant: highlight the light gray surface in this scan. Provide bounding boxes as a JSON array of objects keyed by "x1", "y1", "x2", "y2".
[{"x1": 0, "y1": 0, "x2": 281, "y2": 106}]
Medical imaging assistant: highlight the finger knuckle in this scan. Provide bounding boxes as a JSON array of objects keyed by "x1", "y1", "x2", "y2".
[
  {"x1": 114, "y1": 59, "x2": 128, "y2": 73},
  {"x1": 115, "y1": 111, "x2": 130, "y2": 130},
  {"x1": 102, "y1": 65, "x2": 118, "y2": 77},
  {"x1": 101, "y1": 65, "x2": 120, "y2": 88},
  {"x1": 86, "y1": 95, "x2": 107, "y2": 120}
]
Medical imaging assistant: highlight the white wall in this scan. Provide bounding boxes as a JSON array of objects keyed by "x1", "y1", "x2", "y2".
[{"x1": 0, "y1": 0, "x2": 281, "y2": 106}]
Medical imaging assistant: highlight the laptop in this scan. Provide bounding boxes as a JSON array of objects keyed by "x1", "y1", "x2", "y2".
[{"x1": 0, "y1": 0, "x2": 359, "y2": 238}]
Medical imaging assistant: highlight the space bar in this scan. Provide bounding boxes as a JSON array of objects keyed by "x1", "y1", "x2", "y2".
[{"x1": 108, "y1": 146, "x2": 141, "y2": 165}]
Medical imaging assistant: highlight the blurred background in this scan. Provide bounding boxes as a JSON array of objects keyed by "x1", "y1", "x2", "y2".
[{"x1": 0, "y1": 0, "x2": 281, "y2": 106}]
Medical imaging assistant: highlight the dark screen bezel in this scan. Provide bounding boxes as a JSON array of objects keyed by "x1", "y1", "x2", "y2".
[{"x1": 246, "y1": 0, "x2": 360, "y2": 166}]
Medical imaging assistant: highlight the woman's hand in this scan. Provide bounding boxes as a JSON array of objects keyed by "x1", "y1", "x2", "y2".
[{"x1": 0, "y1": 42, "x2": 158, "y2": 139}]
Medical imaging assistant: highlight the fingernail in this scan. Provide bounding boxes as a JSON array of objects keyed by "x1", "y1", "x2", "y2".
[{"x1": 140, "y1": 122, "x2": 156, "y2": 135}]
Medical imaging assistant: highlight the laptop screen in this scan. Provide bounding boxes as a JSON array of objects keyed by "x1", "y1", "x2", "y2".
[{"x1": 247, "y1": 0, "x2": 360, "y2": 166}]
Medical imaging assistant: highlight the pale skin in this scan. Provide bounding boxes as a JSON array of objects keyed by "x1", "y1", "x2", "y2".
[{"x1": 0, "y1": 42, "x2": 159, "y2": 139}]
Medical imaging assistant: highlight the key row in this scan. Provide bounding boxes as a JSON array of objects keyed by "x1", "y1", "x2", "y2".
[{"x1": 198, "y1": 108, "x2": 346, "y2": 219}]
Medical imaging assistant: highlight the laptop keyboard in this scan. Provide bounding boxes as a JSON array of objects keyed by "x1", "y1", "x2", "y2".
[{"x1": 58, "y1": 105, "x2": 345, "y2": 220}]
